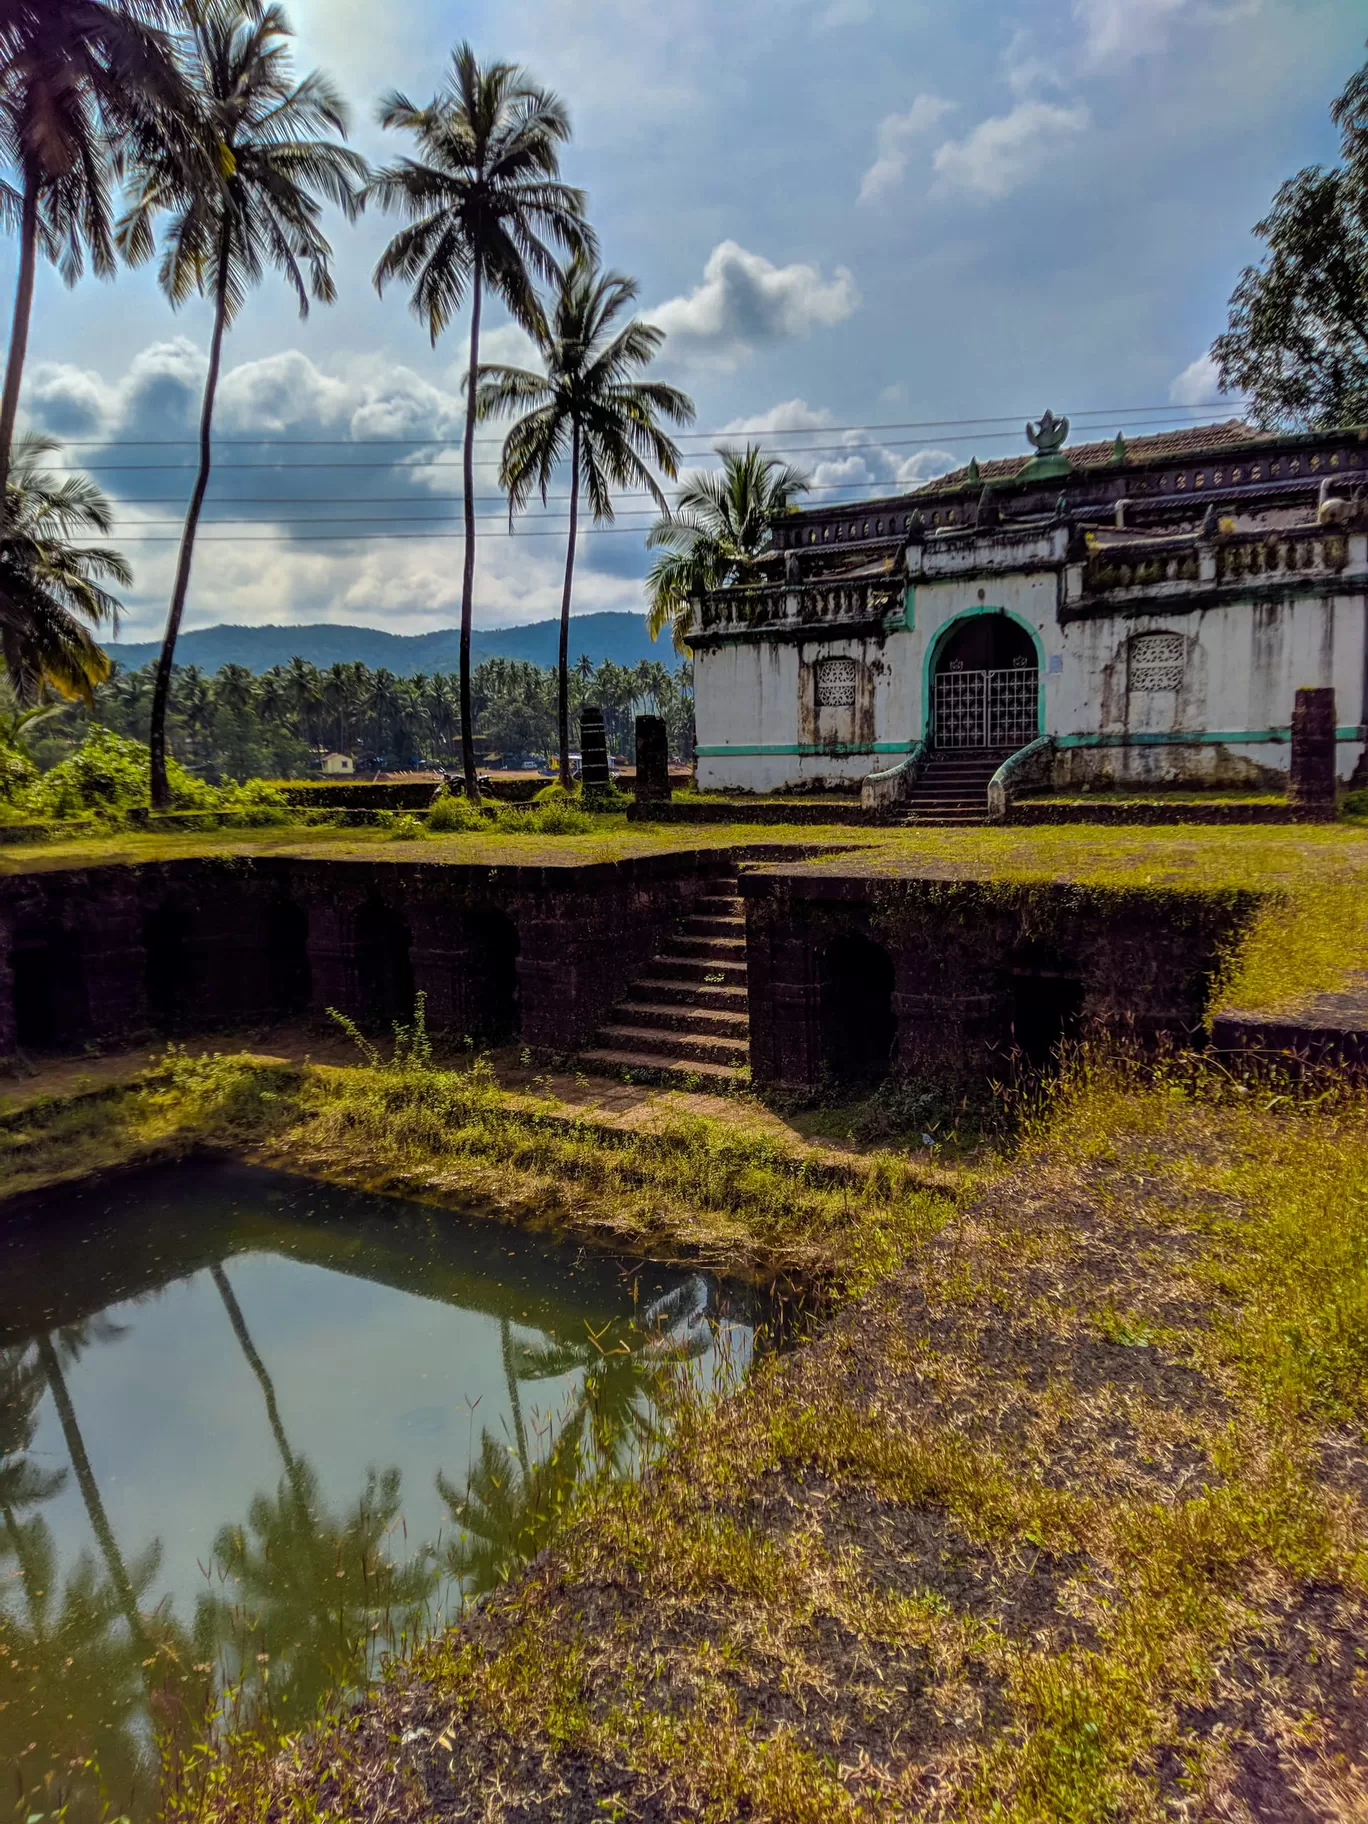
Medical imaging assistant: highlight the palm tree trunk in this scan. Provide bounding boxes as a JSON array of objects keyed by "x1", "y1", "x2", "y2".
[
  {"x1": 149, "y1": 249, "x2": 230, "y2": 809},
  {"x1": 0, "y1": 166, "x2": 40, "y2": 524},
  {"x1": 36, "y1": 1334, "x2": 146, "y2": 1647},
  {"x1": 458, "y1": 266, "x2": 483, "y2": 804},
  {"x1": 558, "y1": 428, "x2": 580, "y2": 791}
]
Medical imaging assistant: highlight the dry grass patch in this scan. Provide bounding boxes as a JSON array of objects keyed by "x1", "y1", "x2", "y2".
[{"x1": 170, "y1": 1057, "x2": 1368, "y2": 1824}]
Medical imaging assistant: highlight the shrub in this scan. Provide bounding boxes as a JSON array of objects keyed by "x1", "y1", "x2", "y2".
[
  {"x1": 16, "y1": 726, "x2": 290, "y2": 825},
  {"x1": 428, "y1": 791, "x2": 488, "y2": 833},
  {"x1": 0, "y1": 744, "x2": 37, "y2": 802},
  {"x1": 1341, "y1": 788, "x2": 1368, "y2": 820},
  {"x1": 389, "y1": 813, "x2": 428, "y2": 840}
]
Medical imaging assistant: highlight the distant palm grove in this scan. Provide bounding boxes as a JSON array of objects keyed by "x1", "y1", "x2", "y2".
[
  {"x1": 0, "y1": 0, "x2": 718, "y2": 805},
  {"x1": 39, "y1": 653, "x2": 695, "y2": 781}
]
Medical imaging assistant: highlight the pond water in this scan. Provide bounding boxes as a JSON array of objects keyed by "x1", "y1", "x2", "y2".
[{"x1": 0, "y1": 1160, "x2": 757, "y2": 1820}]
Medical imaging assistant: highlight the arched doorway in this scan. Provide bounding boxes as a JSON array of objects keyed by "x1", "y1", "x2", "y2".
[{"x1": 930, "y1": 612, "x2": 1040, "y2": 750}]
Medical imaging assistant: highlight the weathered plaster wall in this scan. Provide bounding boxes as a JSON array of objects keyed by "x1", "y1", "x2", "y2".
[
  {"x1": 693, "y1": 531, "x2": 1368, "y2": 792},
  {"x1": 694, "y1": 627, "x2": 916, "y2": 791}
]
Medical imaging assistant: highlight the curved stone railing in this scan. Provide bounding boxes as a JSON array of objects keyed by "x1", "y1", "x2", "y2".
[
  {"x1": 988, "y1": 735, "x2": 1055, "y2": 822},
  {"x1": 860, "y1": 741, "x2": 926, "y2": 815}
]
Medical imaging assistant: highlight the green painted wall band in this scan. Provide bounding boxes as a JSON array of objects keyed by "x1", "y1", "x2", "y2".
[{"x1": 1057, "y1": 727, "x2": 1366, "y2": 748}]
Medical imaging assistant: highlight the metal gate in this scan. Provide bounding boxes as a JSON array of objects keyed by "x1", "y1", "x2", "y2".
[{"x1": 933, "y1": 667, "x2": 1039, "y2": 749}]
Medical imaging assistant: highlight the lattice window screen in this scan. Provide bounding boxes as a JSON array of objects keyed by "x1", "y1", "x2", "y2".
[
  {"x1": 1129, "y1": 632, "x2": 1186, "y2": 692},
  {"x1": 816, "y1": 658, "x2": 859, "y2": 707}
]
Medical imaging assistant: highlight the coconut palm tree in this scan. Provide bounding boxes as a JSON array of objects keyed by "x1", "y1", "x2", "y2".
[
  {"x1": 367, "y1": 44, "x2": 592, "y2": 803},
  {"x1": 0, "y1": 0, "x2": 190, "y2": 511},
  {"x1": 645, "y1": 444, "x2": 811, "y2": 652},
  {"x1": 116, "y1": 0, "x2": 367, "y2": 807},
  {"x1": 0, "y1": 433, "x2": 127, "y2": 701},
  {"x1": 478, "y1": 256, "x2": 694, "y2": 788}
]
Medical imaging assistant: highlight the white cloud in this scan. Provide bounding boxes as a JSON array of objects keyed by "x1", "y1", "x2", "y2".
[
  {"x1": 894, "y1": 448, "x2": 959, "y2": 488},
  {"x1": 471, "y1": 323, "x2": 542, "y2": 375},
  {"x1": 1074, "y1": 0, "x2": 1190, "y2": 63},
  {"x1": 858, "y1": 95, "x2": 957, "y2": 204},
  {"x1": 932, "y1": 100, "x2": 1091, "y2": 201},
  {"x1": 1169, "y1": 350, "x2": 1223, "y2": 406},
  {"x1": 720, "y1": 398, "x2": 833, "y2": 436},
  {"x1": 646, "y1": 241, "x2": 860, "y2": 368}
]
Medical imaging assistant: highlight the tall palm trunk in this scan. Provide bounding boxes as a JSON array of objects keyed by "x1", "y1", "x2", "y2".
[
  {"x1": 149, "y1": 240, "x2": 230, "y2": 808},
  {"x1": 458, "y1": 264, "x2": 483, "y2": 803},
  {"x1": 0, "y1": 166, "x2": 40, "y2": 524},
  {"x1": 558, "y1": 426, "x2": 580, "y2": 791},
  {"x1": 36, "y1": 1334, "x2": 147, "y2": 1649}
]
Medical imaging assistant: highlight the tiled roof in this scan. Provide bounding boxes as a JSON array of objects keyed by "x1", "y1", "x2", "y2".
[{"x1": 928, "y1": 419, "x2": 1259, "y2": 490}]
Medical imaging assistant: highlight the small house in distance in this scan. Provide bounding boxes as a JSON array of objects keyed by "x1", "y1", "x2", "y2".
[
  {"x1": 321, "y1": 752, "x2": 356, "y2": 777},
  {"x1": 689, "y1": 414, "x2": 1368, "y2": 808}
]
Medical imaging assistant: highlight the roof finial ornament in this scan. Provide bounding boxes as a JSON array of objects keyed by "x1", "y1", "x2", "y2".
[
  {"x1": 966, "y1": 456, "x2": 981, "y2": 484},
  {"x1": 1026, "y1": 409, "x2": 1070, "y2": 458},
  {"x1": 1110, "y1": 433, "x2": 1128, "y2": 466},
  {"x1": 1018, "y1": 409, "x2": 1073, "y2": 483}
]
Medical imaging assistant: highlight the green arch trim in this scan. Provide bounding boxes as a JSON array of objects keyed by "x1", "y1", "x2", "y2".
[{"x1": 920, "y1": 605, "x2": 1046, "y2": 743}]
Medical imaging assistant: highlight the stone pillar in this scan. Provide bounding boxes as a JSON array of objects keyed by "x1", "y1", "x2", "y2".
[
  {"x1": 307, "y1": 899, "x2": 362, "y2": 1019},
  {"x1": 0, "y1": 915, "x2": 16, "y2": 1058},
  {"x1": 1289, "y1": 686, "x2": 1337, "y2": 821},
  {"x1": 634, "y1": 715, "x2": 672, "y2": 803},
  {"x1": 81, "y1": 884, "x2": 147, "y2": 1040},
  {"x1": 579, "y1": 706, "x2": 611, "y2": 794},
  {"x1": 406, "y1": 903, "x2": 479, "y2": 1035}
]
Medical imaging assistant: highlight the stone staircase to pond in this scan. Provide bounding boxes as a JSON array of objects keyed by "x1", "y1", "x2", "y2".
[{"x1": 577, "y1": 875, "x2": 750, "y2": 1087}]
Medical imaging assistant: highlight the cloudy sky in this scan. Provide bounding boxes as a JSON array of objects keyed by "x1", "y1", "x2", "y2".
[{"x1": 11, "y1": 0, "x2": 1363, "y2": 640}]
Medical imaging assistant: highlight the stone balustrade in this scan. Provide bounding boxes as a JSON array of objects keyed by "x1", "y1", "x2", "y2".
[
  {"x1": 1215, "y1": 528, "x2": 1350, "y2": 583},
  {"x1": 693, "y1": 577, "x2": 904, "y2": 637},
  {"x1": 1071, "y1": 524, "x2": 1362, "y2": 613}
]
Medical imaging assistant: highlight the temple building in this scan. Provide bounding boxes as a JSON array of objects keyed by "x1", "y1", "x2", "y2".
[{"x1": 689, "y1": 414, "x2": 1368, "y2": 813}]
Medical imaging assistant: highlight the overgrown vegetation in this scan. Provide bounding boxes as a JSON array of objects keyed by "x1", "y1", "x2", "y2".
[
  {"x1": 0, "y1": 1047, "x2": 951, "y2": 1287},
  {"x1": 126, "y1": 1049, "x2": 1366, "y2": 1824},
  {"x1": 0, "y1": 725, "x2": 290, "y2": 828}
]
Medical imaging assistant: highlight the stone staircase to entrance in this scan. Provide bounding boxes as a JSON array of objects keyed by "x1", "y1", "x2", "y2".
[
  {"x1": 578, "y1": 875, "x2": 750, "y2": 1086},
  {"x1": 903, "y1": 749, "x2": 1013, "y2": 826}
]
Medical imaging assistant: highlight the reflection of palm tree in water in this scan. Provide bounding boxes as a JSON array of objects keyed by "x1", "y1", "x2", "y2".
[
  {"x1": 440, "y1": 1277, "x2": 715, "y2": 1598},
  {"x1": 198, "y1": 1264, "x2": 435, "y2": 1729},
  {"x1": 1, "y1": 1341, "x2": 172, "y2": 1823},
  {"x1": 36, "y1": 1327, "x2": 152, "y2": 1653}
]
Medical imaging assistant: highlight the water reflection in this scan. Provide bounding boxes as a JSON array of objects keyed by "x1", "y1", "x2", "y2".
[{"x1": 0, "y1": 1162, "x2": 757, "y2": 1821}]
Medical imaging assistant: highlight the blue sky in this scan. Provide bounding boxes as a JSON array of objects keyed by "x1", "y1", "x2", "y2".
[{"x1": 10, "y1": 0, "x2": 1363, "y2": 639}]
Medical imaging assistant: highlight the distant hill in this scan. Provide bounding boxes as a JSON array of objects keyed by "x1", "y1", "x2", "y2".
[{"x1": 108, "y1": 612, "x2": 670, "y2": 676}]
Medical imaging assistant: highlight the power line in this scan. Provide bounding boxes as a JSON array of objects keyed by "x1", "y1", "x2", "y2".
[
  {"x1": 43, "y1": 400, "x2": 1248, "y2": 449},
  {"x1": 45, "y1": 417, "x2": 1251, "y2": 473}
]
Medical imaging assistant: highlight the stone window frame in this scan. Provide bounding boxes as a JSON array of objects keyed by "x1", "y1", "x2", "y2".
[
  {"x1": 815, "y1": 656, "x2": 860, "y2": 709},
  {"x1": 1128, "y1": 630, "x2": 1187, "y2": 693}
]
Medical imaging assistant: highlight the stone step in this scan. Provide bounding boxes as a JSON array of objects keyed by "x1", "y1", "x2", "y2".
[
  {"x1": 615, "y1": 1001, "x2": 749, "y2": 1038},
  {"x1": 577, "y1": 1048, "x2": 746, "y2": 1086},
  {"x1": 684, "y1": 915, "x2": 747, "y2": 939},
  {"x1": 694, "y1": 896, "x2": 744, "y2": 916},
  {"x1": 666, "y1": 933, "x2": 747, "y2": 959},
  {"x1": 631, "y1": 976, "x2": 749, "y2": 1010},
  {"x1": 644, "y1": 953, "x2": 750, "y2": 986},
  {"x1": 595, "y1": 1024, "x2": 750, "y2": 1066}
]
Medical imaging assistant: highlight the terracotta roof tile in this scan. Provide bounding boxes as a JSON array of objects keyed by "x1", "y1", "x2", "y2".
[{"x1": 929, "y1": 419, "x2": 1259, "y2": 490}]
